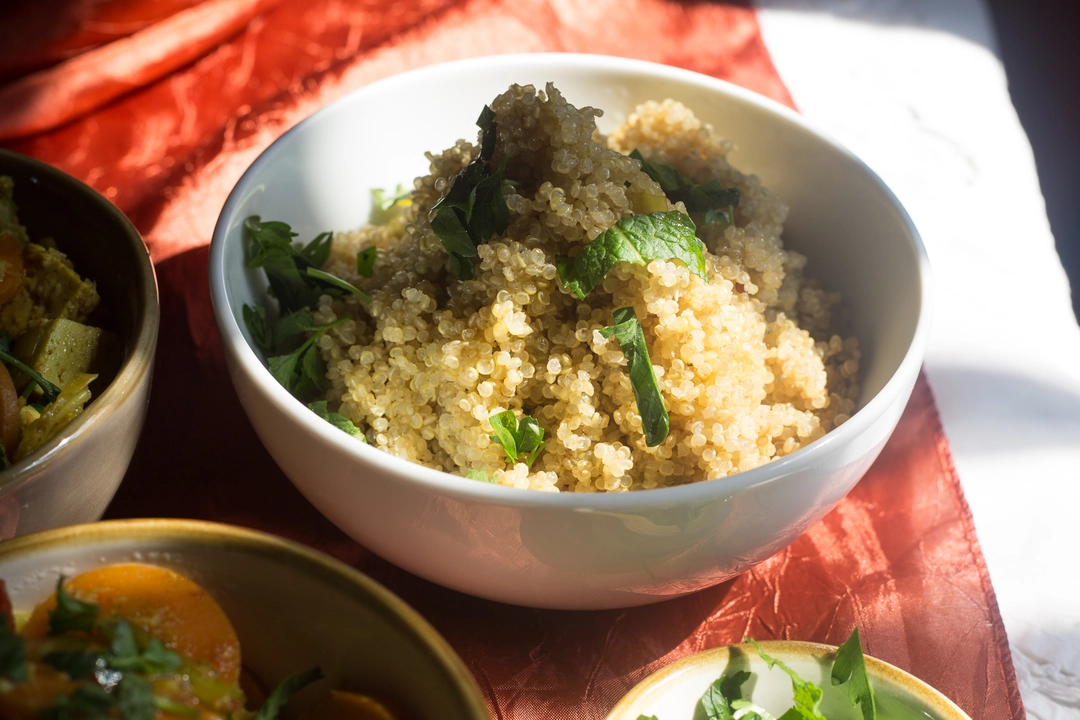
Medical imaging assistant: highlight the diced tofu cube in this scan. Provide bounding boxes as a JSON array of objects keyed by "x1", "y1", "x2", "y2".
[
  {"x1": 0, "y1": 243, "x2": 100, "y2": 339},
  {"x1": 11, "y1": 318, "x2": 120, "y2": 395}
]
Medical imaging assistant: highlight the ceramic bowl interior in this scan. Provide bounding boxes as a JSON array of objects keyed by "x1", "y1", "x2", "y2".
[
  {"x1": 0, "y1": 150, "x2": 159, "y2": 537},
  {"x1": 607, "y1": 641, "x2": 970, "y2": 720},
  {"x1": 210, "y1": 54, "x2": 931, "y2": 609},
  {"x1": 0, "y1": 518, "x2": 490, "y2": 720}
]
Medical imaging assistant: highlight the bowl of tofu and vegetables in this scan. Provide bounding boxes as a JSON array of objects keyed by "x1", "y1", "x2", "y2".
[{"x1": 0, "y1": 149, "x2": 159, "y2": 538}]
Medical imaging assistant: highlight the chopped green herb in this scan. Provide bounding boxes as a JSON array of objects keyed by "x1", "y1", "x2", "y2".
[
  {"x1": 42, "y1": 649, "x2": 100, "y2": 679},
  {"x1": 254, "y1": 665, "x2": 324, "y2": 720},
  {"x1": 465, "y1": 469, "x2": 495, "y2": 483},
  {"x1": 430, "y1": 106, "x2": 510, "y2": 280},
  {"x1": 305, "y1": 267, "x2": 372, "y2": 303},
  {"x1": 356, "y1": 247, "x2": 377, "y2": 277},
  {"x1": 39, "y1": 682, "x2": 114, "y2": 720},
  {"x1": 556, "y1": 211, "x2": 705, "y2": 300},
  {"x1": 0, "y1": 348, "x2": 61, "y2": 403},
  {"x1": 244, "y1": 216, "x2": 362, "y2": 315},
  {"x1": 832, "y1": 628, "x2": 876, "y2": 720},
  {"x1": 48, "y1": 576, "x2": 99, "y2": 636},
  {"x1": 488, "y1": 410, "x2": 546, "y2": 467},
  {"x1": 600, "y1": 307, "x2": 669, "y2": 447},
  {"x1": 117, "y1": 672, "x2": 155, "y2": 720},
  {"x1": 631, "y1": 149, "x2": 740, "y2": 226},
  {"x1": 308, "y1": 400, "x2": 364, "y2": 439},
  {"x1": 372, "y1": 184, "x2": 411, "y2": 211},
  {"x1": 102, "y1": 620, "x2": 183, "y2": 676},
  {"x1": 0, "y1": 625, "x2": 27, "y2": 681},
  {"x1": 264, "y1": 316, "x2": 346, "y2": 401}
]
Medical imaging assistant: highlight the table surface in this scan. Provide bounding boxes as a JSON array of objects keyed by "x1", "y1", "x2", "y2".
[
  {"x1": 754, "y1": 2, "x2": 1080, "y2": 718},
  {"x1": 2, "y1": 1, "x2": 1077, "y2": 719}
]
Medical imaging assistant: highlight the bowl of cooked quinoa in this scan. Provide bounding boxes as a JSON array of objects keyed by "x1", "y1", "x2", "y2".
[
  {"x1": 210, "y1": 54, "x2": 930, "y2": 609},
  {"x1": 0, "y1": 150, "x2": 159, "y2": 538}
]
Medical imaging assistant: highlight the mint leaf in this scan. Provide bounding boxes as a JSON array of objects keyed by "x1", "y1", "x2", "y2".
[
  {"x1": 556, "y1": 212, "x2": 705, "y2": 300},
  {"x1": 600, "y1": 307, "x2": 670, "y2": 447},
  {"x1": 745, "y1": 638, "x2": 827, "y2": 720},
  {"x1": 48, "y1": 576, "x2": 99, "y2": 635},
  {"x1": 465, "y1": 469, "x2": 495, "y2": 483},
  {"x1": 430, "y1": 106, "x2": 509, "y2": 280},
  {"x1": 254, "y1": 665, "x2": 323, "y2": 720},
  {"x1": 308, "y1": 400, "x2": 364, "y2": 440},
  {"x1": 631, "y1": 150, "x2": 740, "y2": 226},
  {"x1": 0, "y1": 626, "x2": 27, "y2": 681},
  {"x1": 831, "y1": 628, "x2": 876, "y2": 720},
  {"x1": 117, "y1": 673, "x2": 155, "y2": 720},
  {"x1": 488, "y1": 410, "x2": 546, "y2": 468},
  {"x1": 357, "y1": 247, "x2": 377, "y2": 277}
]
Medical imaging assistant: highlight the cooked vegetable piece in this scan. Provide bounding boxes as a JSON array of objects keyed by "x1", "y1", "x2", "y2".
[
  {"x1": 0, "y1": 363, "x2": 18, "y2": 462},
  {"x1": 21, "y1": 564, "x2": 242, "y2": 683},
  {"x1": 0, "y1": 177, "x2": 29, "y2": 247},
  {"x1": 10, "y1": 317, "x2": 120, "y2": 396},
  {"x1": 556, "y1": 211, "x2": 706, "y2": 300},
  {"x1": 0, "y1": 243, "x2": 99, "y2": 340},
  {"x1": 14, "y1": 372, "x2": 95, "y2": 460},
  {"x1": 0, "y1": 232, "x2": 24, "y2": 306},
  {"x1": 600, "y1": 307, "x2": 670, "y2": 447}
]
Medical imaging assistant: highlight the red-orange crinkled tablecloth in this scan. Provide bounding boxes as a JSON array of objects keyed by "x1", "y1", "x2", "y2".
[{"x1": 0, "y1": 1, "x2": 1025, "y2": 718}]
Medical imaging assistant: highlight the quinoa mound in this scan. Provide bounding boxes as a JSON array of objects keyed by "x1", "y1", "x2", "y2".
[{"x1": 314, "y1": 83, "x2": 860, "y2": 492}]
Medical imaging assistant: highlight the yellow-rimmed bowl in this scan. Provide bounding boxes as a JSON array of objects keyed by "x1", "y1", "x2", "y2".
[
  {"x1": 0, "y1": 518, "x2": 490, "y2": 719},
  {"x1": 608, "y1": 640, "x2": 970, "y2": 720}
]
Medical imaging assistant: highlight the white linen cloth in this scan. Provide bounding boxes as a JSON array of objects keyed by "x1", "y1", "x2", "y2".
[{"x1": 755, "y1": 2, "x2": 1080, "y2": 718}]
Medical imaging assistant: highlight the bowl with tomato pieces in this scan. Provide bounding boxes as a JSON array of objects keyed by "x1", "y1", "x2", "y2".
[
  {"x1": 0, "y1": 150, "x2": 158, "y2": 538},
  {"x1": 0, "y1": 518, "x2": 490, "y2": 719}
]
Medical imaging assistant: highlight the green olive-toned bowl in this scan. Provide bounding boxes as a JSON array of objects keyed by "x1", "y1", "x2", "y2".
[
  {"x1": 0, "y1": 150, "x2": 158, "y2": 538},
  {"x1": 0, "y1": 518, "x2": 490, "y2": 719},
  {"x1": 607, "y1": 640, "x2": 970, "y2": 720}
]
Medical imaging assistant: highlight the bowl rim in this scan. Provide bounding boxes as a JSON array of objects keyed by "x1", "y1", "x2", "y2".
[
  {"x1": 0, "y1": 149, "x2": 160, "y2": 493},
  {"x1": 209, "y1": 52, "x2": 933, "y2": 509},
  {"x1": 606, "y1": 639, "x2": 971, "y2": 720},
  {"x1": 0, "y1": 517, "x2": 491, "y2": 720}
]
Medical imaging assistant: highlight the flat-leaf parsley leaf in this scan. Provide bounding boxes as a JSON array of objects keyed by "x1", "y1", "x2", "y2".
[{"x1": 488, "y1": 410, "x2": 546, "y2": 467}]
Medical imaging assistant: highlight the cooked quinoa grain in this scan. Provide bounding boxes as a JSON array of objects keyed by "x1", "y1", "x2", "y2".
[{"x1": 315, "y1": 84, "x2": 859, "y2": 492}]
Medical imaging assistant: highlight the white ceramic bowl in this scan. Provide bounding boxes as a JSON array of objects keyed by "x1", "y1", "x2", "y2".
[
  {"x1": 0, "y1": 519, "x2": 489, "y2": 719},
  {"x1": 607, "y1": 640, "x2": 970, "y2": 720},
  {"x1": 209, "y1": 54, "x2": 931, "y2": 609}
]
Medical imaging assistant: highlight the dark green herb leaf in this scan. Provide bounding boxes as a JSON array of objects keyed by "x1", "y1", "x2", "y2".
[
  {"x1": 269, "y1": 309, "x2": 317, "y2": 349},
  {"x1": 254, "y1": 665, "x2": 324, "y2": 720},
  {"x1": 305, "y1": 267, "x2": 372, "y2": 303},
  {"x1": 117, "y1": 673, "x2": 155, "y2": 720},
  {"x1": 308, "y1": 400, "x2": 364, "y2": 439},
  {"x1": 832, "y1": 628, "x2": 876, "y2": 720},
  {"x1": 488, "y1": 410, "x2": 546, "y2": 468},
  {"x1": 0, "y1": 330, "x2": 11, "y2": 353},
  {"x1": 244, "y1": 216, "x2": 345, "y2": 315},
  {"x1": 631, "y1": 149, "x2": 740, "y2": 226},
  {"x1": 43, "y1": 650, "x2": 99, "y2": 679},
  {"x1": 243, "y1": 304, "x2": 274, "y2": 353},
  {"x1": 0, "y1": 348, "x2": 61, "y2": 404},
  {"x1": 40, "y1": 683, "x2": 115, "y2": 720},
  {"x1": 488, "y1": 410, "x2": 520, "y2": 463},
  {"x1": 0, "y1": 626, "x2": 27, "y2": 681},
  {"x1": 465, "y1": 469, "x2": 495, "y2": 483},
  {"x1": 48, "y1": 576, "x2": 99, "y2": 636},
  {"x1": 746, "y1": 638, "x2": 827, "y2": 720},
  {"x1": 109, "y1": 618, "x2": 138, "y2": 659},
  {"x1": 264, "y1": 317, "x2": 345, "y2": 401},
  {"x1": 430, "y1": 106, "x2": 509, "y2": 280},
  {"x1": 700, "y1": 675, "x2": 737, "y2": 720},
  {"x1": 557, "y1": 212, "x2": 705, "y2": 300},
  {"x1": 298, "y1": 231, "x2": 333, "y2": 268},
  {"x1": 357, "y1": 247, "x2": 377, "y2": 277},
  {"x1": 600, "y1": 307, "x2": 669, "y2": 447}
]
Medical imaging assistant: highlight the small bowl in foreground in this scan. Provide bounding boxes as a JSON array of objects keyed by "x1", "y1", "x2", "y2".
[
  {"x1": 0, "y1": 150, "x2": 159, "y2": 538},
  {"x1": 0, "y1": 518, "x2": 490, "y2": 719},
  {"x1": 607, "y1": 640, "x2": 970, "y2": 720},
  {"x1": 210, "y1": 54, "x2": 931, "y2": 609}
]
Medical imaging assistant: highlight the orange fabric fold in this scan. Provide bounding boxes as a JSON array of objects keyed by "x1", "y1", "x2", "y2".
[{"x1": 0, "y1": 2, "x2": 1024, "y2": 719}]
